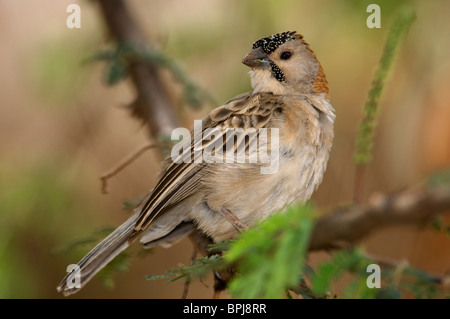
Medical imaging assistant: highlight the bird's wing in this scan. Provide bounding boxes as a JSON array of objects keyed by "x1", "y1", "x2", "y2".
[{"x1": 133, "y1": 92, "x2": 284, "y2": 234}]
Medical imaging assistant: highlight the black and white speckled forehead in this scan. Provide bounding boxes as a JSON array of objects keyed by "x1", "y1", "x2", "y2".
[{"x1": 252, "y1": 31, "x2": 301, "y2": 55}]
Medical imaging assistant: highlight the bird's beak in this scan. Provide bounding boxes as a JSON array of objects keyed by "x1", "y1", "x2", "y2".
[{"x1": 242, "y1": 47, "x2": 269, "y2": 68}]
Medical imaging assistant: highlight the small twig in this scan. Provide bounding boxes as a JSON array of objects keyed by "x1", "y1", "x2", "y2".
[{"x1": 100, "y1": 142, "x2": 172, "y2": 194}]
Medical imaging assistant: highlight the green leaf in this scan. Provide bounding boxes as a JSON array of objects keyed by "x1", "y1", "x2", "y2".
[
  {"x1": 354, "y1": 7, "x2": 416, "y2": 165},
  {"x1": 311, "y1": 248, "x2": 369, "y2": 295},
  {"x1": 85, "y1": 43, "x2": 135, "y2": 86},
  {"x1": 375, "y1": 284, "x2": 402, "y2": 299},
  {"x1": 139, "y1": 46, "x2": 216, "y2": 108},
  {"x1": 97, "y1": 252, "x2": 130, "y2": 289},
  {"x1": 431, "y1": 216, "x2": 450, "y2": 237},
  {"x1": 226, "y1": 203, "x2": 315, "y2": 299},
  {"x1": 107, "y1": 61, "x2": 127, "y2": 85},
  {"x1": 146, "y1": 254, "x2": 227, "y2": 283},
  {"x1": 206, "y1": 240, "x2": 234, "y2": 253},
  {"x1": 427, "y1": 168, "x2": 450, "y2": 190}
]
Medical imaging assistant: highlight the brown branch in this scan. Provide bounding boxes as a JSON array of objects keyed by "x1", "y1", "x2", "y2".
[
  {"x1": 96, "y1": 1, "x2": 216, "y2": 283},
  {"x1": 97, "y1": 0, "x2": 180, "y2": 139},
  {"x1": 309, "y1": 186, "x2": 450, "y2": 251}
]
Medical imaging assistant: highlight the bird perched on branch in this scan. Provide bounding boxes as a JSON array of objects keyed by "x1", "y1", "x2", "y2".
[{"x1": 57, "y1": 31, "x2": 335, "y2": 295}]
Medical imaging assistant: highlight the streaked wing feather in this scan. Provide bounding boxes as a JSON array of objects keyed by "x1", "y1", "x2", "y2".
[{"x1": 133, "y1": 92, "x2": 284, "y2": 235}]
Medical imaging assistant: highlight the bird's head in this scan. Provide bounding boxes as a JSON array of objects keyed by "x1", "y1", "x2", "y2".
[{"x1": 243, "y1": 31, "x2": 329, "y2": 98}]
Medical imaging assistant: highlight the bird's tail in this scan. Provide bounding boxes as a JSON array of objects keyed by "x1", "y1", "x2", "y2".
[{"x1": 57, "y1": 212, "x2": 139, "y2": 296}]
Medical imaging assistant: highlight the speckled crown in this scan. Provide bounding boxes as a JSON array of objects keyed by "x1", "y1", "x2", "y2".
[{"x1": 252, "y1": 31, "x2": 302, "y2": 54}]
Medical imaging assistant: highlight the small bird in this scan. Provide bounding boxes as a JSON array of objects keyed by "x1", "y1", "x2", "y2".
[{"x1": 57, "y1": 31, "x2": 335, "y2": 295}]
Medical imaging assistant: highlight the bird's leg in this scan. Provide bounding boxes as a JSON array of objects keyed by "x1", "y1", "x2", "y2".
[
  {"x1": 212, "y1": 266, "x2": 236, "y2": 299},
  {"x1": 189, "y1": 210, "x2": 243, "y2": 298},
  {"x1": 218, "y1": 207, "x2": 248, "y2": 232},
  {"x1": 181, "y1": 245, "x2": 199, "y2": 299},
  {"x1": 213, "y1": 271, "x2": 227, "y2": 299}
]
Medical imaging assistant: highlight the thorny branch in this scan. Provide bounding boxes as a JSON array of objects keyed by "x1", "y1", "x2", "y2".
[{"x1": 97, "y1": 0, "x2": 179, "y2": 139}]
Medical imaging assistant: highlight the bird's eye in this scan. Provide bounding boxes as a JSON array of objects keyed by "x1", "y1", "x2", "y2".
[{"x1": 280, "y1": 51, "x2": 292, "y2": 60}]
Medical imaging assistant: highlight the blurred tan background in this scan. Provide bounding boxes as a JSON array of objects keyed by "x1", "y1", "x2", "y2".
[{"x1": 0, "y1": 0, "x2": 449, "y2": 298}]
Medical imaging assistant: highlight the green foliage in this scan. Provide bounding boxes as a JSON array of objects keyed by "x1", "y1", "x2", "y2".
[
  {"x1": 354, "y1": 7, "x2": 415, "y2": 164},
  {"x1": 427, "y1": 169, "x2": 450, "y2": 236},
  {"x1": 309, "y1": 248, "x2": 449, "y2": 299},
  {"x1": 431, "y1": 216, "x2": 450, "y2": 237},
  {"x1": 396, "y1": 265, "x2": 447, "y2": 299},
  {"x1": 52, "y1": 227, "x2": 115, "y2": 256},
  {"x1": 85, "y1": 43, "x2": 133, "y2": 85},
  {"x1": 139, "y1": 45, "x2": 217, "y2": 108},
  {"x1": 0, "y1": 160, "x2": 95, "y2": 297},
  {"x1": 146, "y1": 203, "x2": 314, "y2": 298},
  {"x1": 146, "y1": 254, "x2": 227, "y2": 283},
  {"x1": 226, "y1": 203, "x2": 314, "y2": 298},
  {"x1": 311, "y1": 249, "x2": 368, "y2": 296},
  {"x1": 97, "y1": 252, "x2": 130, "y2": 289},
  {"x1": 206, "y1": 240, "x2": 233, "y2": 253},
  {"x1": 86, "y1": 42, "x2": 216, "y2": 108},
  {"x1": 144, "y1": 241, "x2": 232, "y2": 284},
  {"x1": 144, "y1": 202, "x2": 448, "y2": 299},
  {"x1": 28, "y1": 39, "x2": 91, "y2": 106},
  {"x1": 427, "y1": 168, "x2": 450, "y2": 190}
]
